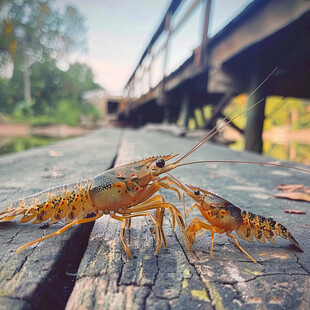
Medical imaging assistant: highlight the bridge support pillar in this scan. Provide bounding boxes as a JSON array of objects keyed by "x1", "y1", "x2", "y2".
[
  {"x1": 179, "y1": 92, "x2": 190, "y2": 127},
  {"x1": 164, "y1": 106, "x2": 179, "y2": 124},
  {"x1": 163, "y1": 106, "x2": 170, "y2": 123},
  {"x1": 245, "y1": 71, "x2": 266, "y2": 153}
]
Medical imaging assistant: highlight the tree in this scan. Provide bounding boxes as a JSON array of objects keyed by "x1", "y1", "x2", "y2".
[
  {"x1": 0, "y1": 0, "x2": 87, "y2": 104},
  {"x1": 29, "y1": 58, "x2": 100, "y2": 114}
]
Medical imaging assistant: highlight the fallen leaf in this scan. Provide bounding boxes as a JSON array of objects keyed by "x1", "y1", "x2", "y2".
[
  {"x1": 275, "y1": 184, "x2": 310, "y2": 202},
  {"x1": 276, "y1": 184, "x2": 304, "y2": 192},
  {"x1": 48, "y1": 150, "x2": 63, "y2": 157},
  {"x1": 284, "y1": 209, "x2": 307, "y2": 214},
  {"x1": 274, "y1": 192, "x2": 310, "y2": 202}
]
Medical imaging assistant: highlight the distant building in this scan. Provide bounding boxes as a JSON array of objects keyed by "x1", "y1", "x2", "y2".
[{"x1": 82, "y1": 88, "x2": 122, "y2": 120}]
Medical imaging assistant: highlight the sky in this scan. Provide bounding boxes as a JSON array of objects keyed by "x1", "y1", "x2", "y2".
[{"x1": 54, "y1": 0, "x2": 252, "y2": 95}]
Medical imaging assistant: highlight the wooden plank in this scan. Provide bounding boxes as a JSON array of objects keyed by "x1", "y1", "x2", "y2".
[
  {"x1": 2, "y1": 127, "x2": 308, "y2": 308},
  {"x1": 0, "y1": 128, "x2": 122, "y2": 309},
  {"x1": 170, "y1": 133, "x2": 310, "y2": 309},
  {"x1": 67, "y1": 128, "x2": 310, "y2": 309},
  {"x1": 66, "y1": 129, "x2": 213, "y2": 309}
]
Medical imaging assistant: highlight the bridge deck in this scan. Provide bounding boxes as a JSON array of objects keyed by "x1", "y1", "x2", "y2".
[{"x1": 0, "y1": 128, "x2": 309, "y2": 309}]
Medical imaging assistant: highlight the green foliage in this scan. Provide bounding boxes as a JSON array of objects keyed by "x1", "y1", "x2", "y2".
[
  {"x1": 55, "y1": 100, "x2": 80, "y2": 126},
  {"x1": 263, "y1": 141, "x2": 288, "y2": 161},
  {"x1": 220, "y1": 95, "x2": 310, "y2": 164},
  {"x1": 203, "y1": 105, "x2": 212, "y2": 120},
  {"x1": 224, "y1": 95, "x2": 310, "y2": 131},
  {"x1": 1, "y1": 49, "x2": 101, "y2": 125},
  {"x1": 9, "y1": 94, "x2": 101, "y2": 127},
  {"x1": 265, "y1": 96, "x2": 310, "y2": 130},
  {"x1": 0, "y1": 136, "x2": 61, "y2": 155},
  {"x1": 229, "y1": 139, "x2": 244, "y2": 152},
  {"x1": 0, "y1": 0, "x2": 86, "y2": 67},
  {"x1": 263, "y1": 141, "x2": 310, "y2": 165},
  {"x1": 194, "y1": 108, "x2": 205, "y2": 128},
  {"x1": 223, "y1": 94, "x2": 248, "y2": 129},
  {"x1": 0, "y1": 0, "x2": 101, "y2": 127},
  {"x1": 11, "y1": 100, "x2": 34, "y2": 118},
  {"x1": 2, "y1": 55, "x2": 101, "y2": 126},
  {"x1": 0, "y1": 78, "x2": 13, "y2": 112}
]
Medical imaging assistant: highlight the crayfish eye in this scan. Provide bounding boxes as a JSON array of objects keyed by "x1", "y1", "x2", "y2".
[
  {"x1": 194, "y1": 190, "x2": 200, "y2": 196},
  {"x1": 156, "y1": 158, "x2": 165, "y2": 168}
]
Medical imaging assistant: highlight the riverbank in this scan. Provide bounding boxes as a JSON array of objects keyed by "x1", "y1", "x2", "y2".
[
  {"x1": 0, "y1": 123, "x2": 94, "y2": 155},
  {"x1": 0, "y1": 123, "x2": 92, "y2": 138}
]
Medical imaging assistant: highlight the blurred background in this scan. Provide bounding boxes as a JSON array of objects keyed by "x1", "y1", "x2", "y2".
[{"x1": 0, "y1": 0, "x2": 309, "y2": 164}]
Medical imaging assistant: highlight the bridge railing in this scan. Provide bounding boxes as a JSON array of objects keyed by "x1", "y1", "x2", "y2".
[{"x1": 122, "y1": 0, "x2": 211, "y2": 110}]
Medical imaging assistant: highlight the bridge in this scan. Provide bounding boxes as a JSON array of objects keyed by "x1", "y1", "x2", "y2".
[{"x1": 118, "y1": 0, "x2": 310, "y2": 153}]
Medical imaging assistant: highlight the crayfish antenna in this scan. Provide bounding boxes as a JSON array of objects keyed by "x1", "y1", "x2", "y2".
[{"x1": 176, "y1": 160, "x2": 310, "y2": 174}]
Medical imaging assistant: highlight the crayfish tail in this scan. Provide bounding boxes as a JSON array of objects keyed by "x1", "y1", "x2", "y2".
[
  {"x1": 273, "y1": 221, "x2": 303, "y2": 252},
  {"x1": 240, "y1": 210, "x2": 303, "y2": 252},
  {"x1": 235, "y1": 226, "x2": 255, "y2": 243}
]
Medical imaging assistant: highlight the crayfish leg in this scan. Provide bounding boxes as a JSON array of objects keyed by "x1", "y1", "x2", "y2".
[
  {"x1": 186, "y1": 217, "x2": 214, "y2": 252},
  {"x1": 210, "y1": 229, "x2": 215, "y2": 260},
  {"x1": 16, "y1": 214, "x2": 102, "y2": 253},
  {"x1": 120, "y1": 219, "x2": 131, "y2": 259},
  {"x1": 109, "y1": 214, "x2": 132, "y2": 258},
  {"x1": 111, "y1": 212, "x2": 162, "y2": 257},
  {"x1": 226, "y1": 232, "x2": 257, "y2": 264},
  {"x1": 155, "y1": 208, "x2": 168, "y2": 249}
]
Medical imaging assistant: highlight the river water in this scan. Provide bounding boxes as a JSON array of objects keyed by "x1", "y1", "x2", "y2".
[{"x1": 0, "y1": 124, "x2": 91, "y2": 155}]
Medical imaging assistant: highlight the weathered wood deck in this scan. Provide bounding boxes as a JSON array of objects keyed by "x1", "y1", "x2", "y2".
[{"x1": 0, "y1": 128, "x2": 309, "y2": 309}]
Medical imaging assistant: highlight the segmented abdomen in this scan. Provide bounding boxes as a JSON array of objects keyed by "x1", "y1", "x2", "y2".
[
  {"x1": 235, "y1": 210, "x2": 302, "y2": 251},
  {"x1": 0, "y1": 178, "x2": 95, "y2": 225}
]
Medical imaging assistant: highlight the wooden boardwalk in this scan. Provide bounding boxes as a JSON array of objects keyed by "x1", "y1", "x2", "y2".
[{"x1": 0, "y1": 128, "x2": 309, "y2": 309}]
